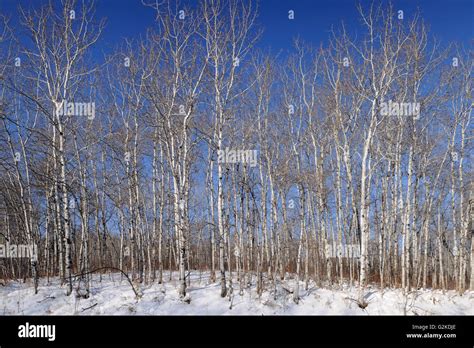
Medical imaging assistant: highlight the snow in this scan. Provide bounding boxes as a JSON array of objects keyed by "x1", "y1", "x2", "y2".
[{"x1": 1, "y1": 272, "x2": 472, "y2": 315}]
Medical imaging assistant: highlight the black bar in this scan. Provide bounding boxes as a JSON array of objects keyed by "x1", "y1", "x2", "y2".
[{"x1": 0, "y1": 315, "x2": 472, "y2": 346}]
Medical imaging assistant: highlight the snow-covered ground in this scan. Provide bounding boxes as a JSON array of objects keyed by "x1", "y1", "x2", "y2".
[{"x1": 1, "y1": 272, "x2": 472, "y2": 315}]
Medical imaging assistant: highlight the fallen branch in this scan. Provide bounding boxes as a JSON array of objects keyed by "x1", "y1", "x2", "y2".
[
  {"x1": 345, "y1": 296, "x2": 368, "y2": 309},
  {"x1": 81, "y1": 303, "x2": 98, "y2": 312},
  {"x1": 37, "y1": 296, "x2": 55, "y2": 303},
  {"x1": 280, "y1": 284, "x2": 293, "y2": 294},
  {"x1": 72, "y1": 267, "x2": 141, "y2": 299}
]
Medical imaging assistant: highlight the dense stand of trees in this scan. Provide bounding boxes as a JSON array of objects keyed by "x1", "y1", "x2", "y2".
[{"x1": 0, "y1": 1, "x2": 472, "y2": 302}]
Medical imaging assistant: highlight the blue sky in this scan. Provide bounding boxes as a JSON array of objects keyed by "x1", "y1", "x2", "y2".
[
  {"x1": 99, "y1": 0, "x2": 473, "y2": 51},
  {"x1": 1, "y1": 0, "x2": 472, "y2": 56}
]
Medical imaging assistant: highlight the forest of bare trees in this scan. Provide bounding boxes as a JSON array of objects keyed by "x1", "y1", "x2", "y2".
[{"x1": 0, "y1": 0, "x2": 472, "y2": 306}]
